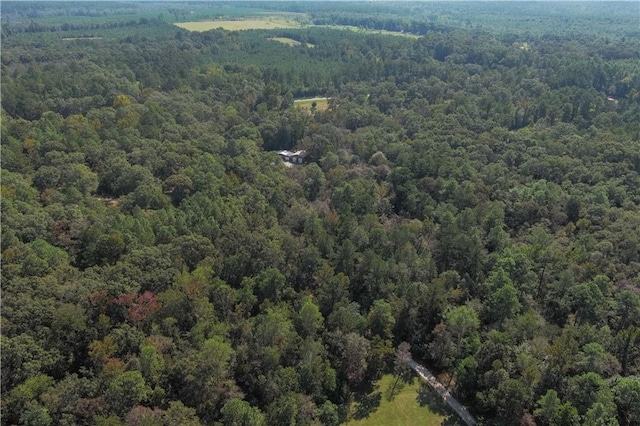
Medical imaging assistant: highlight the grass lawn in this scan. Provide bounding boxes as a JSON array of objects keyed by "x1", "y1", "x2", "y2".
[
  {"x1": 294, "y1": 98, "x2": 330, "y2": 112},
  {"x1": 345, "y1": 374, "x2": 462, "y2": 426},
  {"x1": 174, "y1": 18, "x2": 301, "y2": 32}
]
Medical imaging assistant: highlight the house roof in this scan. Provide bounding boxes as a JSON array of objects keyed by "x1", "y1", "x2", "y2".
[{"x1": 276, "y1": 150, "x2": 307, "y2": 158}]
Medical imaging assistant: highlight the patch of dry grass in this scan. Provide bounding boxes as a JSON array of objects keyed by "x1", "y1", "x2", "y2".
[
  {"x1": 175, "y1": 18, "x2": 301, "y2": 32},
  {"x1": 175, "y1": 19, "x2": 419, "y2": 39}
]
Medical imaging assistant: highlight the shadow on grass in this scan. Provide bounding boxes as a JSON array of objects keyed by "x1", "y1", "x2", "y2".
[
  {"x1": 353, "y1": 391, "x2": 382, "y2": 420},
  {"x1": 384, "y1": 376, "x2": 409, "y2": 402},
  {"x1": 416, "y1": 383, "x2": 464, "y2": 425}
]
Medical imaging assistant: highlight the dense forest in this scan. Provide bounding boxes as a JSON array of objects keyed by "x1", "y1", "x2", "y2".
[{"x1": 2, "y1": 2, "x2": 640, "y2": 425}]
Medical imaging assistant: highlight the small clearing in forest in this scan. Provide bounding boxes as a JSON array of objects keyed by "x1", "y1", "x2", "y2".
[
  {"x1": 346, "y1": 374, "x2": 460, "y2": 426},
  {"x1": 268, "y1": 37, "x2": 315, "y2": 48},
  {"x1": 294, "y1": 97, "x2": 330, "y2": 112}
]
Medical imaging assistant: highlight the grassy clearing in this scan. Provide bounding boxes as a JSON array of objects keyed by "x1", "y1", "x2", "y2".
[
  {"x1": 268, "y1": 37, "x2": 315, "y2": 48},
  {"x1": 345, "y1": 374, "x2": 461, "y2": 426},
  {"x1": 294, "y1": 98, "x2": 330, "y2": 112},
  {"x1": 174, "y1": 18, "x2": 301, "y2": 32}
]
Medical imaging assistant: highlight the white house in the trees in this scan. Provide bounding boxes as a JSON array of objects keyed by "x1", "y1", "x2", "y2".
[{"x1": 276, "y1": 149, "x2": 308, "y2": 165}]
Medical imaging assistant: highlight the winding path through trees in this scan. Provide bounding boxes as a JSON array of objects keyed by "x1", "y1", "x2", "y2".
[{"x1": 408, "y1": 359, "x2": 477, "y2": 426}]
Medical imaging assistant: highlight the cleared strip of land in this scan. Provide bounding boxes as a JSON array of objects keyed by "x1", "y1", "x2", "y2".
[
  {"x1": 294, "y1": 97, "x2": 330, "y2": 112},
  {"x1": 61, "y1": 36, "x2": 103, "y2": 41},
  {"x1": 268, "y1": 37, "x2": 315, "y2": 48},
  {"x1": 174, "y1": 19, "x2": 419, "y2": 39},
  {"x1": 408, "y1": 360, "x2": 476, "y2": 426},
  {"x1": 175, "y1": 19, "x2": 301, "y2": 32},
  {"x1": 315, "y1": 24, "x2": 420, "y2": 38},
  {"x1": 294, "y1": 97, "x2": 330, "y2": 103}
]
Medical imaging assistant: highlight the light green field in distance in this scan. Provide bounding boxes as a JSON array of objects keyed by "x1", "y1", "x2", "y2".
[
  {"x1": 294, "y1": 97, "x2": 330, "y2": 112},
  {"x1": 174, "y1": 17, "x2": 302, "y2": 32},
  {"x1": 269, "y1": 37, "x2": 315, "y2": 48},
  {"x1": 345, "y1": 374, "x2": 460, "y2": 426}
]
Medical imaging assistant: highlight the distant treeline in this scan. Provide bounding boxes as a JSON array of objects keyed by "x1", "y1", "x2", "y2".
[{"x1": 1, "y1": 17, "x2": 162, "y2": 36}]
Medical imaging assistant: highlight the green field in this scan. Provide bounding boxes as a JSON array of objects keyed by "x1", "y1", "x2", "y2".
[{"x1": 345, "y1": 375, "x2": 460, "y2": 426}]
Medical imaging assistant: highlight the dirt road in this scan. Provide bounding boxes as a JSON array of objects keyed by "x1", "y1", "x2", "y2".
[{"x1": 408, "y1": 359, "x2": 477, "y2": 426}]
